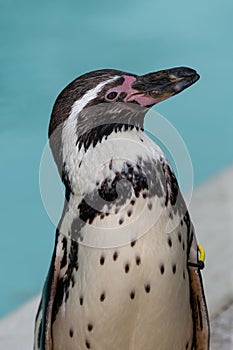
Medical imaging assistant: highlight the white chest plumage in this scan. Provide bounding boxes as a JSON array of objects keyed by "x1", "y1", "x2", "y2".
[
  {"x1": 52, "y1": 205, "x2": 193, "y2": 350},
  {"x1": 52, "y1": 131, "x2": 193, "y2": 350}
]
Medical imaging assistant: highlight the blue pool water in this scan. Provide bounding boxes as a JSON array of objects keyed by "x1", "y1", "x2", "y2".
[{"x1": 1, "y1": 0, "x2": 233, "y2": 317}]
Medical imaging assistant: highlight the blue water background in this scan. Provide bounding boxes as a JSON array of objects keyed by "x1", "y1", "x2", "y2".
[{"x1": 0, "y1": 0, "x2": 233, "y2": 317}]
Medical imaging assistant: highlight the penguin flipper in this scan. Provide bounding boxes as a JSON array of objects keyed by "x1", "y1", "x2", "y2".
[
  {"x1": 34, "y1": 238, "x2": 63, "y2": 350},
  {"x1": 188, "y1": 231, "x2": 210, "y2": 350}
]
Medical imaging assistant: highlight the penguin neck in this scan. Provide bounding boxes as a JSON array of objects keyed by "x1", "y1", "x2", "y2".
[{"x1": 61, "y1": 127, "x2": 165, "y2": 203}]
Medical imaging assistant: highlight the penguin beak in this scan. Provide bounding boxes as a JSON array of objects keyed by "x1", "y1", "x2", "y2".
[{"x1": 129, "y1": 67, "x2": 200, "y2": 106}]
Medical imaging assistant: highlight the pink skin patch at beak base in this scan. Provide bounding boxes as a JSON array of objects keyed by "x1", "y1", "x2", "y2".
[
  {"x1": 107, "y1": 75, "x2": 158, "y2": 107},
  {"x1": 123, "y1": 75, "x2": 157, "y2": 106}
]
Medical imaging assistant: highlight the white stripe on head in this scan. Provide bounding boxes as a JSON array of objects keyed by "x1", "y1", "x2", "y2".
[{"x1": 61, "y1": 76, "x2": 118, "y2": 179}]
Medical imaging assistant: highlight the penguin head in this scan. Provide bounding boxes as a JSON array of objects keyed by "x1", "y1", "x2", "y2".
[
  {"x1": 48, "y1": 67, "x2": 199, "y2": 178},
  {"x1": 49, "y1": 67, "x2": 199, "y2": 138}
]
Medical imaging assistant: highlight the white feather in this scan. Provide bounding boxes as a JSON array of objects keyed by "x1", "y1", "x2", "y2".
[{"x1": 61, "y1": 77, "x2": 118, "y2": 187}]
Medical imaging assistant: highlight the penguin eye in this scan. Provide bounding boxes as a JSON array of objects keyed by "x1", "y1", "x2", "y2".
[{"x1": 105, "y1": 91, "x2": 119, "y2": 101}]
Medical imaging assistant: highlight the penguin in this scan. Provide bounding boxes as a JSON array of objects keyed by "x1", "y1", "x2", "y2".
[{"x1": 34, "y1": 67, "x2": 210, "y2": 350}]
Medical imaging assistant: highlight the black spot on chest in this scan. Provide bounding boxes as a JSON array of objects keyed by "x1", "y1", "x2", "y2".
[
  {"x1": 145, "y1": 283, "x2": 151, "y2": 293},
  {"x1": 113, "y1": 251, "x2": 119, "y2": 260}
]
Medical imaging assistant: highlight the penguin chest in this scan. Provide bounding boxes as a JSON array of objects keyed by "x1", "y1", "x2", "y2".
[{"x1": 52, "y1": 197, "x2": 193, "y2": 350}]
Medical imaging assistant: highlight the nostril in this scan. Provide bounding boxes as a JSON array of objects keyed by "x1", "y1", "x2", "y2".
[{"x1": 119, "y1": 91, "x2": 127, "y2": 100}]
